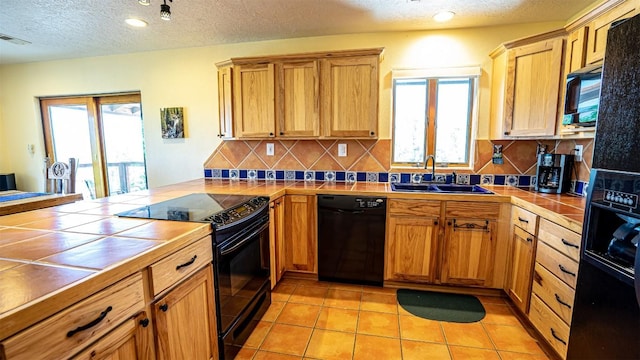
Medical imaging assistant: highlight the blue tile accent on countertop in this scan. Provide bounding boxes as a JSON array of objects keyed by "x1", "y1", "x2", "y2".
[
  {"x1": 379, "y1": 172, "x2": 389, "y2": 183},
  {"x1": 204, "y1": 169, "x2": 212, "y2": 178},
  {"x1": 470, "y1": 174, "x2": 481, "y2": 185},
  {"x1": 257, "y1": 170, "x2": 266, "y2": 179},
  {"x1": 315, "y1": 172, "x2": 325, "y2": 181},
  {"x1": 336, "y1": 172, "x2": 346, "y2": 181},
  {"x1": 276, "y1": 170, "x2": 284, "y2": 180},
  {"x1": 295, "y1": 171, "x2": 304, "y2": 180},
  {"x1": 221, "y1": 169, "x2": 229, "y2": 178},
  {"x1": 357, "y1": 172, "x2": 366, "y2": 182},
  {"x1": 494, "y1": 175, "x2": 505, "y2": 185}
]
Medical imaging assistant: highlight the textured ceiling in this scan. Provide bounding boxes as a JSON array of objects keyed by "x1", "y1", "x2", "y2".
[{"x1": 0, "y1": 0, "x2": 594, "y2": 65}]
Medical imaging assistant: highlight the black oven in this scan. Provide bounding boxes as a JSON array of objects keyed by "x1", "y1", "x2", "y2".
[
  {"x1": 214, "y1": 207, "x2": 271, "y2": 359},
  {"x1": 117, "y1": 193, "x2": 271, "y2": 360}
]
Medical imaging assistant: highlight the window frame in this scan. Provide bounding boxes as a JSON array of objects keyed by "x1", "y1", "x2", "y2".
[{"x1": 391, "y1": 67, "x2": 480, "y2": 170}]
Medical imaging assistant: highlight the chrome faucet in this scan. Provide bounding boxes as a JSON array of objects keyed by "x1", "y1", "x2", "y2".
[{"x1": 424, "y1": 155, "x2": 435, "y2": 181}]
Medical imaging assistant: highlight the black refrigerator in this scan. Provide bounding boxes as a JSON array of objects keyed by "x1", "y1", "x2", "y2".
[{"x1": 567, "y1": 13, "x2": 640, "y2": 359}]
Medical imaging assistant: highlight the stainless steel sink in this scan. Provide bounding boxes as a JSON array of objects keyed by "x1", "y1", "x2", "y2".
[{"x1": 390, "y1": 183, "x2": 493, "y2": 194}]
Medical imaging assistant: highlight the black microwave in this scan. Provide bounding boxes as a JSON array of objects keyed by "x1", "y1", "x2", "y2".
[{"x1": 563, "y1": 64, "x2": 602, "y2": 126}]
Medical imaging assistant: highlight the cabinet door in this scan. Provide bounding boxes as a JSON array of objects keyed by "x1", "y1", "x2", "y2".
[
  {"x1": 217, "y1": 66, "x2": 234, "y2": 139},
  {"x1": 565, "y1": 27, "x2": 588, "y2": 73},
  {"x1": 441, "y1": 219, "x2": 497, "y2": 287},
  {"x1": 320, "y1": 56, "x2": 379, "y2": 138},
  {"x1": 154, "y1": 265, "x2": 218, "y2": 360},
  {"x1": 284, "y1": 195, "x2": 317, "y2": 273},
  {"x1": 276, "y1": 61, "x2": 320, "y2": 137},
  {"x1": 507, "y1": 226, "x2": 536, "y2": 313},
  {"x1": 586, "y1": 1, "x2": 637, "y2": 65},
  {"x1": 233, "y1": 63, "x2": 275, "y2": 138},
  {"x1": 71, "y1": 312, "x2": 154, "y2": 360},
  {"x1": 504, "y1": 37, "x2": 564, "y2": 137},
  {"x1": 269, "y1": 197, "x2": 286, "y2": 288},
  {"x1": 385, "y1": 216, "x2": 440, "y2": 283}
]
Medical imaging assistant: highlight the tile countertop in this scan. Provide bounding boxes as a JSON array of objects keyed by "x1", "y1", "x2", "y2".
[{"x1": 0, "y1": 178, "x2": 585, "y2": 340}]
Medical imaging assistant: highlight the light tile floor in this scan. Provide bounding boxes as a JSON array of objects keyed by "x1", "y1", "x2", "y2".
[{"x1": 234, "y1": 278, "x2": 551, "y2": 360}]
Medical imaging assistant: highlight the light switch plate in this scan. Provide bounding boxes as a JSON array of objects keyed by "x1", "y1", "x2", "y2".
[
  {"x1": 575, "y1": 145, "x2": 583, "y2": 161},
  {"x1": 266, "y1": 143, "x2": 275, "y2": 156},
  {"x1": 338, "y1": 143, "x2": 347, "y2": 157}
]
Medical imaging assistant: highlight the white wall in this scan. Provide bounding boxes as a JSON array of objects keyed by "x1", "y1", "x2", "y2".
[{"x1": 0, "y1": 22, "x2": 562, "y2": 192}]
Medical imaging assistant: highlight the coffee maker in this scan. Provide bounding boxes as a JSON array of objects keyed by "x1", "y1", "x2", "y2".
[{"x1": 535, "y1": 153, "x2": 574, "y2": 193}]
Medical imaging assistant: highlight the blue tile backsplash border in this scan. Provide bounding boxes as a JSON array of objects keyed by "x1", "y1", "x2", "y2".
[{"x1": 204, "y1": 168, "x2": 588, "y2": 197}]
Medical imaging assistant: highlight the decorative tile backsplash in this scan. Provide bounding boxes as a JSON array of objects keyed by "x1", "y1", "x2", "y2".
[{"x1": 204, "y1": 138, "x2": 592, "y2": 196}]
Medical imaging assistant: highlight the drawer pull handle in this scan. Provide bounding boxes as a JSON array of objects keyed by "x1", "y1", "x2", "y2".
[
  {"x1": 551, "y1": 328, "x2": 567, "y2": 345},
  {"x1": 527, "y1": 237, "x2": 533, "y2": 242},
  {"x1": 66, "y1": 306, "x2": 113, "y2": 338},
  {"x1": 555, "y1": 294, "x2": 572, "y2": 309},
  {"x1": 176, "y1": 255, "x2": 197, "y2": 270},
  {"x1": 159, "y1": 304, "x2": 169, "y2": 312},
  {"x1": 140, "y1": 318, "x2": 150, "y2": 327},
  {"x1": 452, "y1": 219, "x2": 490, "y2": 232},
  {"x1": 561, "y1": 238, "x2": 579, "y2": 249},
  {"x1": 558, "y1": 264, "x2": 576, "y2": 277},
  {"x1": 518, "y1": 217, "x2": 529, "y2": 223}
]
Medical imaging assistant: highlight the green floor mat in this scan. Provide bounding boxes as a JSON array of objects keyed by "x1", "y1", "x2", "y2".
[{"x1": 397, "y1": 289, "x2": 486, "y2": 323}]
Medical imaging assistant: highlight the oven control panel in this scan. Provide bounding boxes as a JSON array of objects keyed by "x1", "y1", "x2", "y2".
[
  {"x1": 204, "y1": 196, "x2": 269, "y2": 226},
  {"x1": 603, "y1": 190, "x2": 638, "y2": 209}
]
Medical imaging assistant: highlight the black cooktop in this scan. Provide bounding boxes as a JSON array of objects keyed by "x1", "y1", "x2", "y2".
[{"x1": 116, "y1": 193, "x2": 264, "y2": 224}]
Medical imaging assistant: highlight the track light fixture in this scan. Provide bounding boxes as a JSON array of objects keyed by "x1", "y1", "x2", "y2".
[
  {"x1": 160, "y1": 0, "x2": 172, "y2": 21},
  {"x1": 137, "y1": 0, "x2": 175, "y2": 21}
]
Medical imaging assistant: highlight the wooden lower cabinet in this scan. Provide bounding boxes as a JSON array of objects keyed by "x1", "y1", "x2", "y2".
[
  {"x1": 440, "y1": 218, "x2": 497, "y2": 287},
  {"x1": 284, "y1": 195, "x2": 317, "y2": 273},
  {"x1": 71, "y1": 312, "x2": 154, "y2": 360},
  {"x1": 385, "y1": 215, "x2": 440, "y2": 283},
  {"x1": 269, "y1": 196, "x2": 286, "y2": 288},
  {"x1": 385, "y1": 199, "x2": 441, "y2": 283},
  {"x1": 153, "y1": 265, "x2": 218, "y2": 360},
  {"x1": 506, "y1": 226, "x2": 536, "y2": 313}
]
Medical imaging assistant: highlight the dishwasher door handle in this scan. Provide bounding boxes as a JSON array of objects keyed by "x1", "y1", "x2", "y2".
[{"x1": 319, "y1": 207, "x2": 365, "y2": 215}]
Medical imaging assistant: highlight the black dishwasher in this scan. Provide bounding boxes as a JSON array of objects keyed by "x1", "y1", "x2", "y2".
[{"x1": 317, "y1": 195, "x2": 386, "y2": 286}]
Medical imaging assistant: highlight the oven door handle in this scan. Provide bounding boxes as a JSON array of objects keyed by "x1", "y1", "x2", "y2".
[{"x1": 220, "y1": 221, "x2": 269, "y2": 256}]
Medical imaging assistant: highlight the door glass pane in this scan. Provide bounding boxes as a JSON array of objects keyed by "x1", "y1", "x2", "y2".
[
  {"x1": 393, "y1": 79, "x2": 427, "y2": 164},
  {"x1": 48, "y1": 104, "x2": 96, "y2": 199},
  {"x1": 101, "y1": 103, "x2": 148, "y2": 195},
  {"x1": 435, "y1": 79, "x2": 471, "y2": 164}
]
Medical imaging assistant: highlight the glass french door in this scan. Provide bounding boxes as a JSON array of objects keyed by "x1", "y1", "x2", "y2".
[{"x1": 41, "y1": 94, "x2": 148, "y2": 199}]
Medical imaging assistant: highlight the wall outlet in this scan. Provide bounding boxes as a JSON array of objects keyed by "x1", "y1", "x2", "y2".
[
  {"x1": 575, "y1": 145, "x2": 583, "y2": 161},
  {"x1": 338, "y1": 143, "x2": 347, "y2": 157},
  {"x1": 266, "y1": 143, "x2": 274, "y2": 156}
]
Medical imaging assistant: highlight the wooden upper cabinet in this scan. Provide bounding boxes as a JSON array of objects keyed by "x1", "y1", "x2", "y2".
[
  {"x1": 233, "y1": 63, "x2": 276, "y2": 138},
  {"x1": 489, "y1": 32, "x2": 564, "y2": 139},
  {"x1": 217, "y1": 65, "x2": 234, "y2": 139},
  {"x1": 585, "y1": 0, "x2": 638, "y2": 65},
  {"x1": 320, "y1": 55, "x2": 379, "y2": 138},
  {"x1": 275, "y1": 60, "x2": 320, "y2": 137},
  {"x1": 216, "y1": 48, "x2": 382, "y2": 139},
  {"x1": 565, "y1": 27, "x2": 588, "y2": 73}
]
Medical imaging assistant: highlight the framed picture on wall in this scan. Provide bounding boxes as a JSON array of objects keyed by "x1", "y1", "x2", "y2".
[{"x1": 161, "y1": 107, "x2": 185, "y2": 139}]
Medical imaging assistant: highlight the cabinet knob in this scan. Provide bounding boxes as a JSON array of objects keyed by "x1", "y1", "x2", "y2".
[
  {"x1": 370, "y1": 131, "x2": 375, "y2": 136},
  {"x1": 280, "y1": 132, "x2": 284, "y2": 135},
  {"x1": 159, "y1": 304, "x2": 169, "y2": 312},
  {"x1": 269, "y1": 132, "x2": 274, "y2": 137},
  {"x1": 434, "y1": 220, "x2": 439, "y2": 225},
  {"x1": 140, "y1": 318, "x2": 150, "y2": 327},
  {"x1": 527, "y1": 237, "x2": 533, "y2": 242},
  {"x1": 504, "y1": 131, "x2": 510, "y2": 135}
]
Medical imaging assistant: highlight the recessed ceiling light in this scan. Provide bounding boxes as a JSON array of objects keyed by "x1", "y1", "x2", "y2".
[
  {"x1": 125, "y1": 18, "x2": 148, "y2": 27},
  {"x1": 433, "y1": 11, "x2": 455, "y2": 22}
]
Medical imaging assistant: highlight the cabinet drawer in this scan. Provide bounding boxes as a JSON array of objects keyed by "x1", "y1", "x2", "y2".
[
  {"x1": 532, "y1": 263, "x2": 575, "y2": 324},
  {"x1": 538, "y1": 218, "x2": 581, "y2": 262},
  {"x1": 536, "y1": 242, "x2": 579, "y2": 289},
  {"x1": 388, "y1": 199, "x2": 441, "y2": 217},
  {"x1": 150, "y1": 236, "x2": 213, "y2": 296},
  {"x1": 1, "y1": 273, "x2": 144, "y2": 360},
  {"x1": 511, "y1": 206, "x2": 538, "y2": 234},
  {"x1": 529, "y1": 295, "x2": 570, "y2": 359}
]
